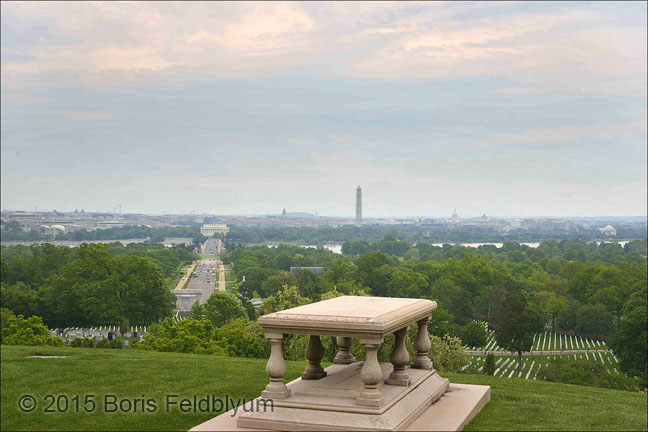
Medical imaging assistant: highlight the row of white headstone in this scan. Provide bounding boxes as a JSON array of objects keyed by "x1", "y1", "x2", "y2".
[
  {"x1": 51, "y1": 325, "x2": 147, "y2": 333},
  {"x1": 473, "y1": 319, "x2": 608, "y2": 353},
  {"x1": 532, "y1": 331, "x2": 605, "y2": 351}
]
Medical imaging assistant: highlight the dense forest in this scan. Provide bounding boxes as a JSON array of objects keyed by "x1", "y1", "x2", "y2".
[
  {"x1": 221, "y1": 238, "x2": 647, "y2": 381},
  {"x1": 0, "y1": 242, "x2": 198, "y2": 332}
]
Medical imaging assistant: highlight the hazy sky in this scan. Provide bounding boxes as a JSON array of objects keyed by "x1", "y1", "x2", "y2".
[{"x1": 1, "y1": 2, "x2": 646, "y2": 217}]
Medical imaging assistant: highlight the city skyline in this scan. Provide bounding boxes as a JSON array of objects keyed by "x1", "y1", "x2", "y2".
[
  {"x1": 1, "y1": 2, "x2": 646, "y2": 217},
  {"x1": 2, "y1": 204, "x2": 646, "y2": 221}
]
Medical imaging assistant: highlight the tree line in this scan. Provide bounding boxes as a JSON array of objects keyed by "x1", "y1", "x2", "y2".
[
  {"x1": 1, "y1": 242, "x2": 198, "y2": 333},
  {"x1": 221, "y1": 238, "x2": 646, "y2": 383},
  {"x1": 223, "y1": 224, "x2": 646, "y2": 245}
]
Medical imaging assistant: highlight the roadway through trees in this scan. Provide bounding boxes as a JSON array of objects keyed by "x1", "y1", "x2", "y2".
[
  {"x1": 183, "y1": 256, "x2": 217, "y2": 303},
  {"x1": 217, "y1": 239, "x2": 226, "y2": 292}
]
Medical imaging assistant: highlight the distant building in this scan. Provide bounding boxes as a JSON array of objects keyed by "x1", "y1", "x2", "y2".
[
  {"x1": 173, "y1": 290, "x2": 203, "y2": 315},
  {"x1": 200, "y1": 224, "x2": 229, "y2": 237},
  {"x1": 95, "y1": 221, "x2": 126, "y2": 229},
  {"x1": 40, "y1": 224, "x2": 66, "y2": 236},
  {"x1": 355, "y1": 185, "x2": 362, "y2": 227},
  {"x1": 282, "y1": 208, "x2": 287, "y2": 217},
  {"x1": 523, "y1": 218, "x2": 570, "y2": 231},
  {"x1": 599, "y1": 225, "x2": 617, "y2": 236}
]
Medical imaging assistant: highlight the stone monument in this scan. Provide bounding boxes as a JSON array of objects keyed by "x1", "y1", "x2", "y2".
[{"x1": 192, "y1": 296, "x2": 490, "y2": 431}]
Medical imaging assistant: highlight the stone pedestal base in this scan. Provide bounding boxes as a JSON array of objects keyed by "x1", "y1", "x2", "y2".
[
  {"x1": 260, "y1": 387, "x2": 291, "y2": 399},
  {"x1": 190, "y1": 363, "x2": 490, "y2": 432},
  {"x1": 385, "y1": 375, "x2": 411, "y2": 386}
]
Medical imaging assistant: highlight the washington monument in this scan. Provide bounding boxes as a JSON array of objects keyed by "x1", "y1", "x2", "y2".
[{"x1": 355, "y1": 185, "x2": 362, "y2": 227}]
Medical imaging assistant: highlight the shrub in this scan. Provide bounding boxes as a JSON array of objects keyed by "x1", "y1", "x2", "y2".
[
  {"x1": 284, "y1": 334, "x2": 338, "y2": 362},
  {"x1": 204, "y1": 292, "x2": 247, "y2": 328},
  {"x1": 108, "y1": 340, "x2": 122, "y2": 349},
  {"x1": 429, "y1": 334, "x2": 470, "y2": 372},
  {"x1": 541, "y1": 359, "x2": 642, "y2": 392},
  {"x1": 484, "y1": 354, "x2": 496, "y2": 375},
  {"x1": 0, "y1": 313, "x2": 64, "y2": 347},
  {"x1": 460, "y1": 321, "x2": 488, "y2": 348},
  {"x1": 212, "y1": 318, "x2": 269, "y2": 358},
  {"x1": 71, "y1": 337, "x2": 95, "y2": 348}
]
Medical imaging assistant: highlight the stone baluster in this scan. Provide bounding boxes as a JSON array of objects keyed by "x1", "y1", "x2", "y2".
[
  {"x1": 357, "y1": 338, "x2": 385, "y2": 407},
  {"x1": 262, "y1": 333, "x2": 291, "y2": 399},
  {"x1": 386, "y1": 326, "x2": 410, "y2": 386},
  {"x1": 333, "y1": 336, "x2": 356, "y2": 364},
  {"x1": 411, "y1": 317, "x2": 432, "y2": 370},
  {"x1": 302, "y1": 335, "x2": 327, "y2": 379}
]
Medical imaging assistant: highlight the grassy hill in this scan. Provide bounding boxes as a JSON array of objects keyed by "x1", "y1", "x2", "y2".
[{"x1": 1, "y1": 345, "x2": 646, "y2": 431}]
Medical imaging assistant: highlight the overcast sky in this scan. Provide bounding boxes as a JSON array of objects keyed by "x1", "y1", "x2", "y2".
[{"x1": 1, "y1": 2, "x2": 646, "y2": 218}]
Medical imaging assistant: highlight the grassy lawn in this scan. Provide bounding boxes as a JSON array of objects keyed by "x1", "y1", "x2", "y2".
[
  {"x1": 166, "y1": 272, "x2": 183, "y2": 290},
  {"x1": 2, "y1": 345, "x2": 646, "y2": 431},
  {"x1": 446, "y1": 373, "x2": 647, "y2": 431}
]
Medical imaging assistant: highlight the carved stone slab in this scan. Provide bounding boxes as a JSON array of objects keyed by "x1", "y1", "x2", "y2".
[
  {"x1": 237, "y1": 363, "x2": 449, "y2": 431},
  {"x1": 258, "y1": 296, "x2": 436, "y2": 337}
]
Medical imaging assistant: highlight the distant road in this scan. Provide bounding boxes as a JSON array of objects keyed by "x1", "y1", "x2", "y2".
[
  {"x1": 217, "y1": 258, "x2": 226, "y2": 292},
  {"x1": 184, "y1": 257, "x2": 217, "y2": 304}
]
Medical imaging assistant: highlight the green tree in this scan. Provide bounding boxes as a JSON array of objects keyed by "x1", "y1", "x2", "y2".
[
  {"x1": 428, "y1": 334, "x2": 470, "y2": 372},
  {"x1": 460, "y1": 321, "x2": 488, "y2": 348},
  {"x1": 1, "y1": 313, "x2": 64, "y2": 346},
  {"x1": 387, "y1": 268, "x2": 428, "y2": 298},
  {"x1": 0, "y1": 282, "x2": 40, "y2": 318},
  {"x1": 354, "y1": 251, "x2": 394, "y2": 293},
  {"x1": 537, "y1": 290, "x2": 566, "y2": 333},
  {"x1": 557, "y1": 300, "x2": 580, "y2": 331},
  {"x1": 258, "y1": 286, "x2": 310, "y2": 315},
  {"x1": 212, "y1": 318, "x2": 270, "y2": 358},
  {"x1": 1, "y1": 307, "x2": 14, "y2": 328},
  {"x1": 136, "y1": 317, "x2": 225, "y2": 354},
  {"x1": 189, "y1": 301, "x2": 206, "y2": 320},
  {"x1": 450, "y1": 289, "x2": 473, "y2": 325},
  {"x1": 487, "y1": 284, "x2": 508, "y2": 328},
  {"x1": 428, "y1": 307, "x2": 455, "y2": 337},
  {"x1": 243, "y1": 299, "x2": 257, "y2": 321},
  {"x1": 80, "y1": 254, "x2": 175, "y2": 335},
  {"x1": 575, "y1": 303, "x2": 614, "y2": 338},
  {"x1": 493, "y1": 289, "x2": 534, "y2": 373},
  {"x1": 2, "y1": 220, "x2": 23, "y2": 232},
  {"x1": 608, "y1": 289, "x2": 647, "y2": 384},
  {"x1": 261, "y1": 272, "x2": 298, "y2": 297},
  {"x1": 204, "y1": 292, "x2": 247, "y2": 328},
  {"x1": 484, "y1": 353, "x2": 496, "y2": 375}
]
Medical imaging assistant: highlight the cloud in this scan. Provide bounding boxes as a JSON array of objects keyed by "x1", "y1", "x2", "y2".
[
  {"x1": 209, "y1": 3, "x2": 314, "y2": 53},
  {"x1": 1, "y1": 2, "x2": 645, "y2": 97},
  {"x1": 1, "y1": 2, "x2": 645, "y2": 217},
  {"x1": 438, "y1": 119, "x2": 647, "y2": 149},
  {"x1": 28, "y1": 111, "x2": 113, "y2": 121}
]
